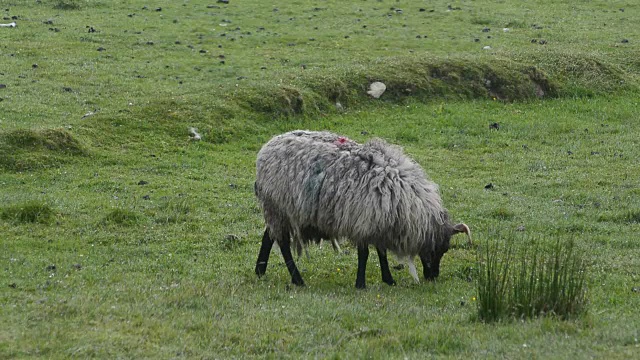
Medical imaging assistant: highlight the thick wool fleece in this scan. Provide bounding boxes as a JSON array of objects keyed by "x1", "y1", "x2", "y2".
[{"x1": 255, "y1": 130, "x2": 448, "y2": 258}]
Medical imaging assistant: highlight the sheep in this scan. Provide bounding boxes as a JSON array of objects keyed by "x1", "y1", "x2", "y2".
[{"x1": 254, "y1": 130, "x2": 471, "y2": 288}]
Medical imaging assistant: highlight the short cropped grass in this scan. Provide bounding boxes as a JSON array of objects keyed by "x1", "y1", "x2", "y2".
[
  {"x1": 1, "y1": 0, "x2": 639, "y2": 132},
  {"x1": 2, "y1": 95, "x2": 639, "y2": 358},
  {"x1": 1, "y1": 0, "x2": 640, "y2": 358}
]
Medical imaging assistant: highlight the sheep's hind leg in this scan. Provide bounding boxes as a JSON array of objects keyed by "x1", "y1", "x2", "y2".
[
  {"x1": 255, "y1": 228, "x2": 274, "y2": 277},
  {"x1": 355, "y1": 244, "x2": 369, "y2": 289},
  {"x1": 376, "y1": 246, "x2": 396, "y2": 286},
  {"x1": 279, "y1": 231, "x2": 305, "y2": 286}
]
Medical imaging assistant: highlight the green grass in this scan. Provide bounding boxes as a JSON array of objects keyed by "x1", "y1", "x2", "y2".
[
  {"x1": 1, "y1": 0, "x2": 640, "y2": 358},
  {"x1": 2, "y1": 0, "x2": 639, "y2": 131}
]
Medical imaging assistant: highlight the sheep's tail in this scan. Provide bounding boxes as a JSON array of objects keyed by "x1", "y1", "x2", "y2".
[{"x1": 405, "y1": 257, "x2": 420, "y2": 283}]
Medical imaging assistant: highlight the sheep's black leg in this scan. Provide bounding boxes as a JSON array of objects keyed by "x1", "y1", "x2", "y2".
[
  {"x1": 420, "y1": 251, "x2": 438, "y2": 281},
  {"x1": 255, "y1": 228, "x2": 274, "y2": 277},
  {"x1": 376, "y1": 246, "x2": 396, "y2": 286},
  {"x1": 355, "y1": 244, "x2": 369, "y2": 289},
  {"x1": 279, "y1": 231, "x2": 305, "y2": 286}
]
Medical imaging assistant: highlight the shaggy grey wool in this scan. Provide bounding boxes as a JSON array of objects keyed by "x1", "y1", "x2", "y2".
[{"x1": 255, "y1": 130, "x2": 450, "y2": 261}]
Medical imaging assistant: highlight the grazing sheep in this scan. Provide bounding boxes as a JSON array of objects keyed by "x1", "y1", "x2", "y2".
[{"x1": 254, "y1": 130, "x2": 471, "y2": 288}]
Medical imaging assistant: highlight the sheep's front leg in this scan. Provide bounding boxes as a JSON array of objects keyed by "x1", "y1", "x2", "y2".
[
  {"x1": 355, "y1": 244, "x2": 369, "y2": 289},
  {"x1": 376, "y1": 246, "x2": 396, "y2": 286},
  {"x1": 255, "y1": 228, "x2": 274, "y2": 277},
  {"x1": 278, "y1": 231, "x2": 305, "y2": 286}
]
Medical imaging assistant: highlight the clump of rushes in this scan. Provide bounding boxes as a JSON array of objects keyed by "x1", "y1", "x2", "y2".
[{"x1": 477, "y1": 231, "x2": 588, "y2": 322}]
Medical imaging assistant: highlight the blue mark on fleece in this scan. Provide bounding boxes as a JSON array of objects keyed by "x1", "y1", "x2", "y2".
[{"x1": 302, "y1": 159, "x2": 326, "y2": 215}]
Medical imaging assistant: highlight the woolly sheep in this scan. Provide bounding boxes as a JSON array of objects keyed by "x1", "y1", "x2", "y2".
[{"x1": 254, "y1": 130, "x2": 471, "y2": 288}]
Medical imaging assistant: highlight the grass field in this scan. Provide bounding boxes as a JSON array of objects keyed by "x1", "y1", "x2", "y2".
[{"x1": 1, "y1": 0, "x2": 639, "y2": 358}]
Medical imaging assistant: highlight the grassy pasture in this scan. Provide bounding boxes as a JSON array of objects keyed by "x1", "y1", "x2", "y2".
[{"x1": 1, "y1": 0, "x2": 640, "y2": 358}]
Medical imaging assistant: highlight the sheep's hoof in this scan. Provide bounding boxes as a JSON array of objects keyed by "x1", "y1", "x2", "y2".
[
  {"x1": 355, "y1": 282, "x2": 367, "y2": 289},
  {"x1": 255, "y1": 264, "x2": 267, "y2": 277},
  {"x1": 292, "y1": 278, "x2": 305, "y2": 287},
  {"x1": 381, "y1": 275, "x2": 396, "y2": 286}
]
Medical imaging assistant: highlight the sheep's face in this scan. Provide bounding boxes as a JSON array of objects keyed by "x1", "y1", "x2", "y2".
[
  {"x1": 419, "y1": 235, "x2": 450, "y2": 281},
  {"x1": 420, "y1": 223, "x2": 471, "y2": 281}
]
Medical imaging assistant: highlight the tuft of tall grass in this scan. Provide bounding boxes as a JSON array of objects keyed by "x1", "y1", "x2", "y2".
[
  {"x1": 597, "y1": 210, "x2": 640, "y2": 224},
  {"x1": 103, "y1": 208, "x2": 142, "y2": 226},
  {"x1": 477, "y1": 231, "x2": 588, "y2": 322},
  {"x1": 1, "y1": 201, "x2": 54, "y2": 224},
  {"x1": 53, "y1": 0, "x2": 81, "y2": 10},
  {"x1": 154, "y1": 197, "x2": 192, "y2": 224}
]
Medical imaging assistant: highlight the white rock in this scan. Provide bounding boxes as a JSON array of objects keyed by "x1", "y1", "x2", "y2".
[
  {"x1": 367, "y1": 81, "x2": 386, "y2": 99},
  {"x1": 188, "y1": 127, "x2": 202, "y2": 141},
  {"x1": 0, "y1": 22, "x2": 16, "y2": 28},
  {"x1": 81, "y1": 109, "x2": 97, "y2": 119},
  {"x1": 483, "y1": 46, "x2": 492, "y2": 50}
]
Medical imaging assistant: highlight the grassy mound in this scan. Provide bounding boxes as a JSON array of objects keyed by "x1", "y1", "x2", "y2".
[
  {"x1": 96, "y1": 49, "x2": 636, "y2": 150},
  {"x1": 0, "y1": 128, "x2": 87, "y2": 171},
  {"x1": 188, "y1": 51, "x2": 636, "y2": 120},
  {"x1": 238, "y1": 55, "x2": 559, "y2": 118},
  {"x1": 229, "y1": 48, "x2": 638, "y2": 121}
]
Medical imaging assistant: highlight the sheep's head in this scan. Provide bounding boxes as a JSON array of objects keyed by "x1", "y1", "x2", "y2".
[{"x1": 419, "y1": 223, "x2": 471, "y2": 280}]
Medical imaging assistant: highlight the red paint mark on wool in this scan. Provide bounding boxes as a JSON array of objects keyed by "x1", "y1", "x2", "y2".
[{"x1": 336, "y1": 137, "x2": 348, "y2": 145}]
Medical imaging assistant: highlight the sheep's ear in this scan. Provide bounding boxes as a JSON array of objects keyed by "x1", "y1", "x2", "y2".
[{"x1": 453, "y1": 223, "x2": 472, "y2": 246}]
